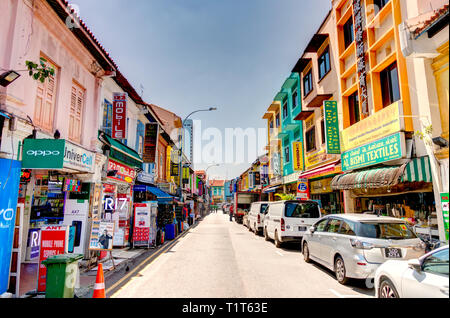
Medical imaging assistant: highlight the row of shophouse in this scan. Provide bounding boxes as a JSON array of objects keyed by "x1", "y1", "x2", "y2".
[
  {"x1": 0, "y1": 0, "x2": 211, "y2": 296},
  {"x1": 231, "y1": 0, "x2": 449, "y2": 244}
]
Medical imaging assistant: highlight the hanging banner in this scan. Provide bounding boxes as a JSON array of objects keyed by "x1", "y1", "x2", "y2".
[
  {"x1": 324, "y1": 101, "x2": 341, "y2": 154},
  {"x1": 292, "y1": 142, "x2": 304, "y2": 171},
  {"x1": 0, "y1": 159, "x2": 21, "y2": 295},
  {"x1": 112, "y1": 92, "x2": 128, "y2": 139},
  {"x1": 143, "y1": 123, "x2": 159, "y2": 163},
  {"x1": 37, "y1": 226, "x2": 68, "y2": 292},
  {"x1": 440, "y1": 193, "x2": 449, "y2": 242}
]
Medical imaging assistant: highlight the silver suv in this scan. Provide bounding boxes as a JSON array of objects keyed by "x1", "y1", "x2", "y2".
[{"x1": 302, "y1": 214, "x2": 426, "y2": 285}]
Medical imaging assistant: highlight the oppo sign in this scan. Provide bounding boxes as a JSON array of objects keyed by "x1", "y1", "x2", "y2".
[{"x1": 26, "y1": 150, "x2": 61, "y2": 157}]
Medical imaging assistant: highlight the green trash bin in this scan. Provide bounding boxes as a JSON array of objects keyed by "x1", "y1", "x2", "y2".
[{"x1": 42, "y1": 254, "x2": 83, "y2": 298}]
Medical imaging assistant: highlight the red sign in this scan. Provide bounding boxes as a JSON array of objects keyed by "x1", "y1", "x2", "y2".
[
  {"x1": 133, "y1": 204, "x2": 150, "y2": 244},
  {"x1": 37, "y1": 226, "x2": 67, "y2": 292},
  {"x1": 107, "y1": 159, "x2": 136, "y2": 183},
  {"x1": 112, "y1": 92, "x2": 127, "y2": 139}
]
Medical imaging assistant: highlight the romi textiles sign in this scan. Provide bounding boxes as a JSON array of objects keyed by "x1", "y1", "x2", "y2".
[{"x1": 22, "y1": 139, "x2": 95, "y2": 173}]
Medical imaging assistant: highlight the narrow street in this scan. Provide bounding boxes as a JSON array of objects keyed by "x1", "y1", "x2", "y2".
[{"x1": 111, "y1": 212, "x2": 374, "y2": 298}]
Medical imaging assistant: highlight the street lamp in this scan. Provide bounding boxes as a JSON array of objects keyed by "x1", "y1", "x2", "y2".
[
  {"x1": 178, "y1": 107, "x2": 218, "y2": 202},
  {"x1": 0, "y1": 70, "x2": 20, "y2": 87}
]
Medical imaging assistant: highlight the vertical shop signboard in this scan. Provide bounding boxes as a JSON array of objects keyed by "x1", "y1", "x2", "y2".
[
  {"x1": 353, "y1": 0, "x2": 368, "y2": 116},
  {"x1": 0, "y1": 159, "x2": 21, "y2": 295},
  {"x1": 112, "y1": 92, "x2": 128, "y2": 139},
  {"x1": 440, "y1": 193, "x2": 449, "y2": 241},
  {"x1": 292, "y1": 142, "x2": 304, "y2": 171},
  {"x1": 324, "y1": 101, "x2": 341, "y2": 154},
  {"x1": 37, "y1": 226, "x2": 68, "y2": 292},
  {"x1": 297, "y1": 179, "x2": 310, "y2": 200},
  {"x1": 143, "y1": 123, "x2": 159, "y2": 163}
]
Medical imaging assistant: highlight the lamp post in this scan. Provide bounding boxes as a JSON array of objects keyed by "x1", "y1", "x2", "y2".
[{"x1": 178, "y1": 107, "x2": 217, "y2": 203}]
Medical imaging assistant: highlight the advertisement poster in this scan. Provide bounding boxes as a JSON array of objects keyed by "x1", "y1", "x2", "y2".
[
  {"x1": 107, "y1": 159, "x2": 136, "y2": 184},
  {"x1": 89, "y1": 220, "x2": 115, "y2": 251},
  {"x1": 63, "y1": 199, "x2": 89, "y2": 255},
  {"x1": 37, "y1": 226, "x2": 68, "y2": 292},
  {"x1": 133, "y1": 204, "x2": 151, "y2": 246},
  {"x1": 0, "y1": 158, "x2": 21, "y2": 295},
  {"x1": 440, "y1": 193, "x2": 449, "y2": 241},
  {"x1": 112, "y1": 92, "x2": 127, "y2": 139}
]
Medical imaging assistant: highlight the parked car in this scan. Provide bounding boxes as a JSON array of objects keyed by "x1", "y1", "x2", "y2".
[
  {"x1": 248, "y1": 202, "x2": 269, "y2": 235},
  {"x1": 263, "y1": 200, "x2": 322, "y2": 248},
  {"x1": 302, "y1": 214, "x2": 427, "y2": 285},
  {"x1": 375, "y1": 245, "x2": 449, "y2": 298}
]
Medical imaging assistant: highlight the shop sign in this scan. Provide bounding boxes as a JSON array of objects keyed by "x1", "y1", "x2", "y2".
[
  {"x1": 37, "y1": 226, "x2": 68, "y2": 292},
  {"x1": 272, "y1": 152, "x2": 281, "y2": 176},
  {"x1": 342, "y1": 132, "x2": 406, "y2": 172},
  {"x1": 133, "y1": 203, "x2": 151, "y2": 245},
  {"x1": 143, "y1": 123, "x2": 159, "y2": 163},
  {"x1": 440, "y1": 193, "x2": 449, "y2": 241},
  {"x1": 353, "y1": 0, "x2": 368, "y2": 116},
  {"x1": 324, "y1": 101, "x2": 341, "y2": 154},
  {"x1": 63, "y1": 178, "x2": 82, "y2": 192},
  {"x1": 27, "y1": 228, "x2": 41, "y2": 260},
  {"x1": 340, "y1": 101, "x2": 404, "y2": 152},
  {"x1": 305, "y1": 148, "x2": 334, "y2": 169},
  {"x1": 112, "y1": 92, "x2": 127, "y2": 139},
  {"x1": 21, "y1": 169, "x2": 32, "y2": 183},
  {"x1": 170, "y1": 162, "x2": 179, "y2": 176},
  {"x1": 283, "y1": 172, "x2": 301, "y2": 184},
  {"x1": 310, "y1": 178, "x2": 333, "y2": 194},
  {"x1": 0, "y1": 159, "x2": 21, "y2": 295},
  {"x1": 107, "y1": 159, "x2": 136, "y2": 183},
  {"x1": 63, "y1": 141, "x2": 95, "y2": 173},
  {"x1": 137, "y1": 170, "x2": 155, "y2": 184},
  {"x1": 88, "y1": 219, "x2": 115, "y2": 251},
  {"x1": 292, "y1": 142, "x2": 304, "y2": 171},
  {"x1": 297, "y1": 179, "x2": 310, "y2": 200}
]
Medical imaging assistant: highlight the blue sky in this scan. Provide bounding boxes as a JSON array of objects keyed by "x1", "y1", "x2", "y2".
[{"x1": 71, "y1": 0, "x2": 331, "y2": 180}]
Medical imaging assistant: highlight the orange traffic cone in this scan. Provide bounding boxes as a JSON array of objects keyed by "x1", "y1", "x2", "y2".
[{"x1": 93, "y1": 263, "x2": 106, "y2": 298}]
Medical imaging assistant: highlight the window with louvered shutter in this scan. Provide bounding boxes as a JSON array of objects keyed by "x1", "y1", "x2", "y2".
[
  {"x1": 34, "y1": 59, "x2": 57, "y2": 132},
  {"x1": 69, "y1": 82, "x2": 84, "y2": 143}
]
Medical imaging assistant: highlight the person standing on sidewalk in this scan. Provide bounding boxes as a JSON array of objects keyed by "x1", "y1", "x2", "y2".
[{"x1": 229, "y1": 204, "x2": 233, "y2": 222}]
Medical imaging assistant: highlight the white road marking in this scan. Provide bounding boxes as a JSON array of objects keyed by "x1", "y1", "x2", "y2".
[
  {"x1": 329, "y1": 289, "x2": 373, "y2": 298},
  {"x1": 276, "y1": 251, "x2": 284, "y2": 257}
]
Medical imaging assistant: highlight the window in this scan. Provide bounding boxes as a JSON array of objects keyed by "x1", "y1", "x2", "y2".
[
  {"x1": 306, "y1": 127, "x2": 316, "y2": 152},
  {"x1": 260, "y1": 204, "x2": 268, "y2": 214},
  {"x1": 374, "y1": 0, "x2": 390, "y2": 14},
  {"x1": 276, "y1": 113, "x2": 280, "y2": 127},
  {"x1": 315, "y1": 218, "x2": 329, "y2": 232},
  {"x1": 284, "y1": 145, "x2": 290, "y2": 163},
  {"x1": 343, "y1": 17, "x2": 354, "y2": 49},
  {"x1": 69, "y1": 82, "x2": 84, "y2": 143},
  {"x1": 294, "y1": 128, "x2": 301, "y2": 141},
  {"x1": 348, "y1": 91, "x2": 360, "y2": 126},
  {"x1": 283, "y1": 101, "x2": 288, "y2": 119},
  {"x1": 380, "y1": 62, "x2": 400, "y2": 108},
  {"x1": 326, "y1": 218, "x2": 342, "y2": 233},
  {"x1": 284, "y1": 202, "x2": 320, "y2": 218},
  {"x1": 318, "y1": 47, "x2": 331, "y2": 80},
  {"x1": 292, "y1": 89, "x2": 298, "y2": 108},
  {"x1": 102, "y1": 100, "x2": 113, "y2": 136},
  {"x1": 34, "y1": 58, "x2": 58, "y2": 132},
  {"x1": 321, "y1": 119, "x2": 326, "y2": 144},
  {"x1": 303, "y1": 70, "x2": 313, "y2": 97},
  {"x1": 339, "y1": 221, "x2": 356, "y2": 236},
  {"x1": 355, "y1": 222, "x2": 417, "y2": 239},
  {"x1": 422, "y1": 249, "x2": 449, "y2": 276}
]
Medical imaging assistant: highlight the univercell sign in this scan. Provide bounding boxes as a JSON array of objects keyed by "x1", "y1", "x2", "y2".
[{"x1": 22, "y1": 139, "x2": 94, "y2": 172}]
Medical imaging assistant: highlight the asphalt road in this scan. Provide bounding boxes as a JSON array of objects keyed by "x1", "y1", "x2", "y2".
[{"x1": 111, "y1": 212, "x2": 375, "y2": 298}]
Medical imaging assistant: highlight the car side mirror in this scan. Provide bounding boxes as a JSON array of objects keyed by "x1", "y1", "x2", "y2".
[
  {"x1": 309, "y1": 226, "x2": 316, "y2": 234},
  {"x1": 408, "y1": 259, "x2": 422, "y2": 272}
]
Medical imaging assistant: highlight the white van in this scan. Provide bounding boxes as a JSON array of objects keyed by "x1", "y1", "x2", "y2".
[
  {"x1": 248, "y1": 202, "x2": 269, "y2": 235},
  {"x1": 263, "y1": 200, "x2": 322, "y2": 248}
]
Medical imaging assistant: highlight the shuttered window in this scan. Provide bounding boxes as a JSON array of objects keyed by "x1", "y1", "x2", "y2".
[
  {"x1": 69, "y1": 82, "x2": 84, "y2": 143},
  {"x1": 34, "y1": 59, "x2": 57, "y2": 132}
]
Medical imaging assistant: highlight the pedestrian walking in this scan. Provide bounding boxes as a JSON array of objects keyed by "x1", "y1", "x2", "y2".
[{"x1": 229, "y1": 204, "x2": 233, "y2": 222}]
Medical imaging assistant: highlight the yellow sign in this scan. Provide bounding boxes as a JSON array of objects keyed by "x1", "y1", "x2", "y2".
[
  {"x1": 292, "y1": 142, "x2": 304, "y2": 171},
  {"x1": 340, "y1": 101, "x2": 404, "y2": 152},
  {"x1": 310, "y1": 178, "x2": 333, "y2": 194},
  {"x1": 305, "y1": 148, "x2": 334, "y2": 169}
]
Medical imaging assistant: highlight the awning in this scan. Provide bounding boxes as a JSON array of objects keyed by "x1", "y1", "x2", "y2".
[
  {"x1": 294, "y1": 110, "x2": 314, "y2": 121},
  {"x1": 99, "y1": 132, "x2": 143, "y2": 168},
  {"x1": 304, "y1": 34, "x2": 329, "y2": 53},
  {"x1": 146, "y1": 186, "x2": 175, "y2": 204},
  {"x1": 292, "y1": 57, "x2": 312, "y2": 74},
  {"x1": 263, "y1": 185, "x2": 281, "y2": 193},
  {"x1": 401, "y1": 156, "x2": 432, "y2": 183},
  {"x1": 299, "y1": 160, "x2": 341, "y2": 180},
  {"x1": 0, "y1": 111, "x2": 10, "y2": 119}
]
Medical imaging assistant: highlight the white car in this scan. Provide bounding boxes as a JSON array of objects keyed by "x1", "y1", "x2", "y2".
[
  {"x1": 264, "y1": 200, "x2": 322, "y2": 248},
  {"x1": 248, "y1": 202, "x2": 269, "y2": 235},
  {"x1": 375, "y1": 245, "x2": 449, "y2": 298}
]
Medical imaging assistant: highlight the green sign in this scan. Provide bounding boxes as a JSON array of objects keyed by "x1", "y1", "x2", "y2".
[
  {"x1": 22, "y1": 139, "x2": 65, "y2": 169},
  {"x1": 324, "y1": 101, "x2": 341, "y2": 154},
  {"x1": 342, "y1": 132, "x2": 405, "y2": 171},
  {"x1": 440, "y1": 192, "x2": 449, "y2": 242}
]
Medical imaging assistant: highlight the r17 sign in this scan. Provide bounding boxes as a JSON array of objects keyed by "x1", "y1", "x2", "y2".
[{"x1": 112, "y1": 92, "x2": 127, "y2": 139}]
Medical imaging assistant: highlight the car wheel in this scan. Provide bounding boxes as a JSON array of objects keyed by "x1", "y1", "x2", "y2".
[
  {"x1": 379, "y1": 279, "x2": 399, "y2": 298},
  {"x1": 303, "y1": 242, "x2": 311, "y2": 263},
  {"x1": 264, "y1": 227, "x2": 270, "y2": 241},
  {"x1": 274, "y1": 230, "x2": 282, "y2": 248},
  {"x1": 254, "y1": 224, "x2": 259, "y2": 235},
  {"x1": 334, "y1": 256, "x2": 349, "y2": 285}
]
